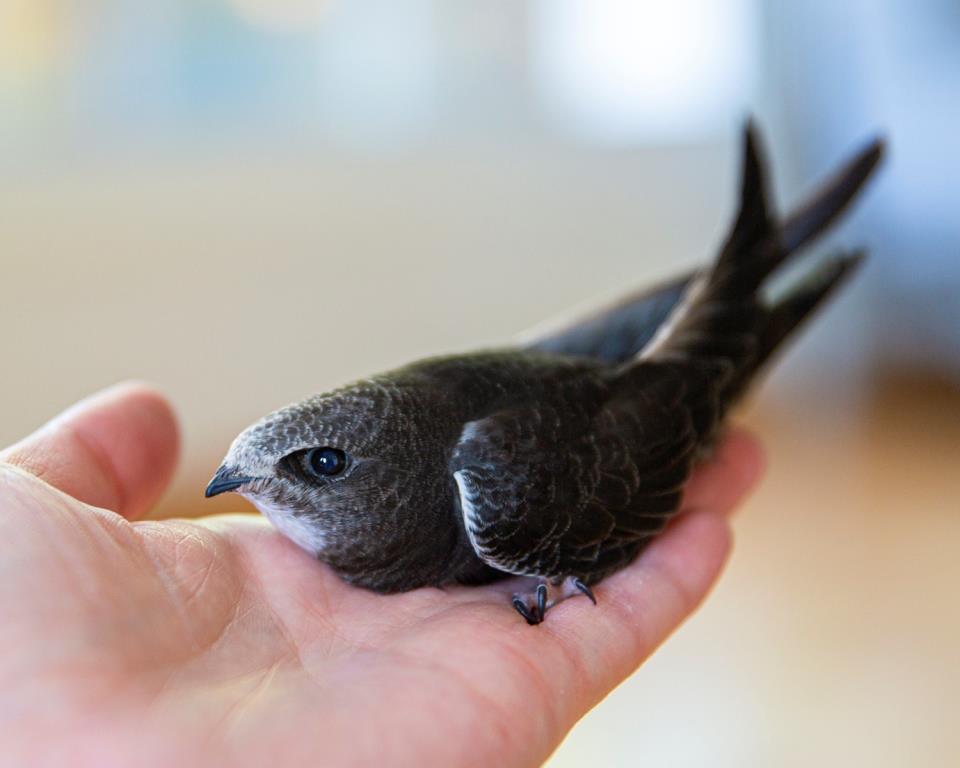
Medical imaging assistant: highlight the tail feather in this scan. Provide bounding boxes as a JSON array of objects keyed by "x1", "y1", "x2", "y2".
[
  {"x1": 526, "y1": 124, "x2": 883, "y2": 371},
  {"x1": 717, "y1": 251, "x2": 865, "y2": 401},
  {"x1": 779, "y1": 143, "x2": 884, "y2": 254},
  {"x1": 638, "y1": 122, "x2": 883, "y2": 413},
  {"x1": 710, "y1": 123, "x2": 883, "y2": 296},
  {"x1": 712, "y1": 121, "x2": 775, "y2": 289},
  {"x1": 758, "y1": 251, "x2": 864, "y2": 366}
]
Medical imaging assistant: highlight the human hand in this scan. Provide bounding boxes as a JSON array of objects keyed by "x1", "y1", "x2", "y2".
[{"x1": 0, "y1": 383, "x2": 763, "y2": 767}]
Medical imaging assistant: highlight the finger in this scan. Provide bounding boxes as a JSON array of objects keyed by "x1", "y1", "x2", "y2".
[
  {"x1": 568, "y1": 511, "x2": 732, "y2": 703},
  {"x1": 682, "y1": 426, "x2": 765, "y2": 516},
  {"x1": 0, "y1": 382, "x2": 179, "y2": 520}
]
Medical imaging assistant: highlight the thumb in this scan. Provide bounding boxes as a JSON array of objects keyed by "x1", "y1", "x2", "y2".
[{"x1": 0, "y1": 382, "x2": 180, "y2": 520}]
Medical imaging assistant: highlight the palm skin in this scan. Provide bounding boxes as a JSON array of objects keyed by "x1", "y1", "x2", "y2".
[{"x1": 0, "y1": 383, "x2": 762, "y2": 768}]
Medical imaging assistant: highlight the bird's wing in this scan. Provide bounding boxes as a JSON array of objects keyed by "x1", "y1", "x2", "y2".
[
  {"x1": 450, "y1": 365, "x2": 699, "y2": 582},
  {"x1": 521, "y1": 271, "x2": 697, "y2": 364}
]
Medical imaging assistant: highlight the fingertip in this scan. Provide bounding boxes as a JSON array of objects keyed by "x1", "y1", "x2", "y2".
[
  {"x1": 3, "y1": 381, "x2": 180, "y2": 519},
  {"x1": 109, "y1": 381, "x2": 181, "y2": 460},
  {"x1": 75, "y1": 381, "x2": 181, "y2": 510}
]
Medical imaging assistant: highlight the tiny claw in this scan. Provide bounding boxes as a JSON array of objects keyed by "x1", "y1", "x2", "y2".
[
  {"x1": 512, "y1": 596, "x2": 540, "y2": 625},
  {"x1": 536, "y1": 583, "x2": 548, "y2": 618},
  {"x1": 573, "y1": 578, "x2": 597, "y2": 605}
]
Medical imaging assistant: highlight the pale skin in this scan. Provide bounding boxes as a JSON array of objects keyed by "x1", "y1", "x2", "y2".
[{"x1": 0, "y1": 382, "x2": 763, "y2": 767}]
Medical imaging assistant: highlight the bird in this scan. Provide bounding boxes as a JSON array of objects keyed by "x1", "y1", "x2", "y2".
[{"x1": 206, "y1": 123, "x2": 884, "y2": 625}]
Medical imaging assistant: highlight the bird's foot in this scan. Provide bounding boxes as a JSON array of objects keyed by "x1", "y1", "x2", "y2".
[
  {"x1": 511, "y1": 576, "x2": 597, "y2": 626},
  {"x1": 511, "y1": 583, "x2": 548, "y2": 625}
]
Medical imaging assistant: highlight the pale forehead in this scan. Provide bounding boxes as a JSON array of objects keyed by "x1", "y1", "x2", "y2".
[{"x1": 225, "y1": 384, "x2": 391, "y2": 472}]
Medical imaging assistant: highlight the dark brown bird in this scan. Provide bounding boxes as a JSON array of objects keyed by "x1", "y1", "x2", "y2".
[{"x1": 207, "y1": 124, "x2": 884, "y2": 624}]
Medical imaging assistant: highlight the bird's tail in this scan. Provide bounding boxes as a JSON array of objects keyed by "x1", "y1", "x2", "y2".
[{"x1": 639, "y1": 123, "x2": 883, "y2": 407}]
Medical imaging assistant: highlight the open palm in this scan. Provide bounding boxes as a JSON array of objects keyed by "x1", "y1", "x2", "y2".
[{"x1": 0, "y1": 383, "x2": 762, "y2": 767}]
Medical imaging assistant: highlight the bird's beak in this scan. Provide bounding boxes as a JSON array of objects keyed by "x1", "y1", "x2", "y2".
[{"x1": 205, "y1": 465, "x2": 255, "y2": 498}]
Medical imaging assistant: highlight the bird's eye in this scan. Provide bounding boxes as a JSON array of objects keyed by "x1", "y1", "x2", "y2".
[{"x1": 304, "y1": 447, "x2": 348, "y2": 478}]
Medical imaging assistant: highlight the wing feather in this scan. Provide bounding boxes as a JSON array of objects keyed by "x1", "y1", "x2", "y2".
[{"x1": 450, "y1": 366, "x2": 700, "y2": 582}]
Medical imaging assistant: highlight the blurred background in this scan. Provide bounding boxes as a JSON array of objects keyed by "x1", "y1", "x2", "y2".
[{"x1": 1, "y1": 0, "x2": 958, "y2": 765}]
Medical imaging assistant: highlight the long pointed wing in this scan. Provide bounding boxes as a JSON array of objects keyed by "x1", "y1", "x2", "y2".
[
  {"x1": 450, "y1": 367, "x2": 699, "y2": 582},
  {"x1": 521, "y1": 271, "x2": 697, "y2": 365}
]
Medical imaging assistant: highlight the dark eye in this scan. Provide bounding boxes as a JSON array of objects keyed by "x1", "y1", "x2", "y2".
[{"x1": 304, "y1": 447, "x2": 348, "y2": 478}]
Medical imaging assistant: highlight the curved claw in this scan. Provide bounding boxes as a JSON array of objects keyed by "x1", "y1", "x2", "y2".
[
  {"x1": 512, "y1": 577, "x2": 596, "y2": 625},
  {"x1": 512, "y1": 596, "x2": 540, "y2": 625},
  {"x1": 573, "y1": 578, "x2": 597, "y2": 605}
]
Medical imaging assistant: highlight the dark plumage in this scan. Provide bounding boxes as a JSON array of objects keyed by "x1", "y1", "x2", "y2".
[{"x1": 207, "y1": 124, "x2": 884, "y2": 624}]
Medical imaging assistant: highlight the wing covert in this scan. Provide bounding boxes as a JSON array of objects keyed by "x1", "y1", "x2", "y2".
[{"x1": 450, "y1": 367, "x2": 700, "y2": 582}]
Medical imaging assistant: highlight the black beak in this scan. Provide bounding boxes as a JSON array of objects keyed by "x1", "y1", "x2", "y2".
[{"x1": 205, "y1": 466, "x2": 255, "y2": 498}]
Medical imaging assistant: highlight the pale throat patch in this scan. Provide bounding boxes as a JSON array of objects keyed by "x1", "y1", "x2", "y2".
[{"x1": 242, "y1": 493, "x2": 327, "y2": 555}]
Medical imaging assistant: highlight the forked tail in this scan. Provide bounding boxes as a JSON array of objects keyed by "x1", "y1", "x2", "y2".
[{"x1": 640, "y1": 122, "x2": 884, "y2": 404}]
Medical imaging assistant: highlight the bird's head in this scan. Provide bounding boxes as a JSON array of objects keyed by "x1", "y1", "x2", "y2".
[{"x1": 205, "y1": 379, "x2": 457, "y2": 587}]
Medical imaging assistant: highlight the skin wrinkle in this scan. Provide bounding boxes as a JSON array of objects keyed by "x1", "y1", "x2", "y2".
[
  {"x1": 231, "y1": 539, "x2": 308, "y2": 676},
  {"x1": 131, "y1": 525, "x2": 299, "y2": 727},
  {"x1": 141, "y1": 578, "x2": 263, "y2": 718},
  {"x1": 369, "y1": 595, "x2": 565, "y2": 745},
  {"x1": 368, "y1": 645, "x2": 528, "y2": 766},
  {"x1": 491, "y1": 637, "x2": 567, "y2": 749},
  {"x1": 133, "y1": 522, "x2": 236, "y2": 658},
  {"x1": 3, "y1": 474, "x2": 195, "y2": 689},
  {"x1": 322, "y1": 585, "x2": 437, "y2": 652},
  {"x1": 447, "y1": 611, "x2": 562, "y2": 738},
  {"x1": 2, "y1": 473, "x2": 89, "y2": 587},
  {"x1": 287, "y1": 593, "x2": 360, "y2": 663},
  {"x1": 17, "y1": 606, "x2": 185, "y2": 722},
  {"x1": 178, "y1": 538, "x2": 221, "y2": 609},
  {"x1": 136, "y1": 528, "x2": 206, "y2": 649},
  {"x1": 1, "y1": 453, "x2": 52, "y2": 495},
  {"x1": 3, "y1": 424, "x2": 127, "y2": 518},
  {"x1": 228, "y1": 529, "x2": 369, "y2": 660},
  {"x1": 447, "y1": 667, "x2": 545, "y2": 767},
  {"x1": 285, "y1": 582, "x2": 346, "y2": 657},
  {"x1": 0, "y1": 480, "x2": 174, "y2": 709},
  {"x1": 214, "y1": 660, "x2": 285, "y2": 744},
  {"x1": 68, "y1": 421, "x2": 130, "y2": 516},
  {"x1": 54, "y1": 502, "x2": 134, "y2": 611},
  {"x1": 199, "y1": 574, "x2": 256, "y2": 665}
]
